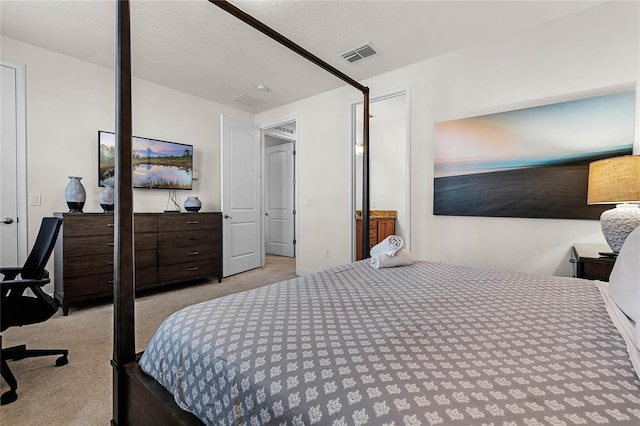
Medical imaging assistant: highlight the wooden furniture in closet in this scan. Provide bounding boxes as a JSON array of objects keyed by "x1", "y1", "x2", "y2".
[
  {"x1": 53, "y1": 212, "x2": 222, "y2": 315},
  {"x1": 355, "y1": 210, "x2": 397, "y2": 260}
]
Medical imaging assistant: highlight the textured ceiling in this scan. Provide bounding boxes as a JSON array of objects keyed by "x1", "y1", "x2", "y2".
[{"x1": 1, "y1": 0, "x2": 606, "y2": 113}]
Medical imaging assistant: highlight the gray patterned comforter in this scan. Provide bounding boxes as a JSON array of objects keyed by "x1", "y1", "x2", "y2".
[{"x1": 139, "y1": 261, "x2": 640, "y2": 425}]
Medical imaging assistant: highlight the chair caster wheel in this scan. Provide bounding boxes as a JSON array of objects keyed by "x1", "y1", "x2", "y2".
[
  {"x1": 55, "y1": 355, "x2": 68, "y2": 366},
  {"x1": 1, "y1": 390, "x2": 17, "y2": 405}
]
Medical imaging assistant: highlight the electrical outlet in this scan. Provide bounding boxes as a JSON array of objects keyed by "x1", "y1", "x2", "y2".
[
  {"x1": 324, "y1": 249, "x2": 330, "y2": 258},
  {"x1": 29, "y1": 193, "x2": 41, "y2": 206}
]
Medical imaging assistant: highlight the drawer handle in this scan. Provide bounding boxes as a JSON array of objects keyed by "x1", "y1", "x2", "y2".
[
  {"x1": 187, "y1": 236, "x2": 199, "y2": 240},
  {"x1": 107, "y1": 224, "x2": 115, "y2": 228},
  {"x1": 186, "y1": 266, "x2": 199, "y2": 271},
  {"x1": 187, "y1": 221, "x2": 199, "y2": 225},
  {"x1": 107, "y1": 242, "x2": 115, "y2": 247},
  {"x1": 107, "y1": 261, "x2": 114, "y2": 265},
  {"x1": 108, "y1": 280, "x2": 114, "y2": 284},
  {"x1": 187, "y1": 251, "x2": 200, "y2": 256}
]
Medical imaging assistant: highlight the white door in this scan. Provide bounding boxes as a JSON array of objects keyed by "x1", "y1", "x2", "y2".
[
  {"x1": 265, "y1": 143, "x2": 294, "y2": 257},
  {"x1": 221, "y1": 114, "x2": 262, "y2": 277},
  {"x1": 1, "y1": 63, "x2": 25, "y2": 267}
]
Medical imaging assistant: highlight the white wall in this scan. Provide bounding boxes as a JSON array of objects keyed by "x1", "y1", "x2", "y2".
[
  {"x1": 1, "y1": 37, "x2": 252, "y2": 254},
  {"x1": 256, "y1": 2, "x2": 640, "y2": 276}
]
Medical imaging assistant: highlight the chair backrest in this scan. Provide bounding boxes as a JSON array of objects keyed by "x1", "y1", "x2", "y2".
[{"x1": 20, "y1": 217, "x2": 63, "y2": 280}]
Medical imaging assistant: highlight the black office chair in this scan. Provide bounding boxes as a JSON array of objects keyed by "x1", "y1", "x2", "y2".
[{"x1": 1, "y1": 216, "x2": 68, "y2": 405}]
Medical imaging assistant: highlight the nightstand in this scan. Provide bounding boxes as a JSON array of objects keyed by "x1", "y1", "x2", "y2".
[{"x1": 571, "y1": 244, "x2": 617, "y2": 281}]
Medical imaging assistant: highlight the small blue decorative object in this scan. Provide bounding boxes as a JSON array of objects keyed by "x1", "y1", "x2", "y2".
[{"x1": 184, "y1": 196, "x2": 202, "y2": 213}]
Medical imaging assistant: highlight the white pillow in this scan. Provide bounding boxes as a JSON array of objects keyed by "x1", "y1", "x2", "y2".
[{"x1": 608, "y1": 225, "x2": 640, "y2": 323}]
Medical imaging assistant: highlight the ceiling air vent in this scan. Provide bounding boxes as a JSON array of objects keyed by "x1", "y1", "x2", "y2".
[
  {"x1": 274, "y1": 126, "x2": 294, "y2": 135},
  {"x1": 232, "y1": 94, "x2": 266, "y2": 107},
  {"x1": 339, "y1": 42, "x2": 377, "y2": 63}
]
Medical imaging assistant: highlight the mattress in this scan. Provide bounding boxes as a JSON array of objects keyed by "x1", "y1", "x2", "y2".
[{"x1": 140, "y1": 261, "x2": 640, "y2": 425}]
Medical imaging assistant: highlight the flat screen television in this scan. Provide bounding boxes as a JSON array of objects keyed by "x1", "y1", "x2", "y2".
[{"x1": 99, "y1": 130, "x2": 193, "y2": 189}]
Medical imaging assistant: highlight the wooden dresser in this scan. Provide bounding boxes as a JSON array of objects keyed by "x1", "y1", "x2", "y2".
[
  {"x1": 53, "y1": 212, "x2": 222, "y2": 315},
  {"x1": 355, "y1": 210, "x2": 397, "y2": 260}
]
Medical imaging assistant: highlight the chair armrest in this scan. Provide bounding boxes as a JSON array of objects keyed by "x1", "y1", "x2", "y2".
[
  {"x1": 0, "y1": 266, "x2": 23, "y2": 280},
  {"x1": 1, "y1": 277, "x2": 50, "y2": 293}
]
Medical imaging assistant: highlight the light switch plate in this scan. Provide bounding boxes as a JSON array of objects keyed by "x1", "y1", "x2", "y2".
[{"x1": 29, "y1": 193, "x2": 41, "y2": 206}]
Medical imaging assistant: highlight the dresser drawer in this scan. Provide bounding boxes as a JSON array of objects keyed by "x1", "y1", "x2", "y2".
[
  {"x1": 135, "y1": 232, "x2": 157, "y2": 252},
  {"x1": 62, "y1": 214, "x2": 115, "y2": 237},
  {"x1": 135, "y1": 249, "x2": 157, "y2": 269},
  {"x1": 158, "y1": 244, "x2": 219, "y2": 266},
  {"x1": 136, "y1": 267, "x2": 158, "y2": 287},
  {"x1": 159, "y1": 261, "x2": 217, "y2": 283},
  {"x1": 63, "y1": 269, "x2": 159, "y2": 297},
  {"x1": 63, "y1": 273, "x2": 114, "y2": 297},
  {"x1": 64, "y1": 235, "x2": 114, "y2": 257},
  {"x1": 157, "y1": 230, "x2": 218, "y2": 249},
  {"x1": 158, "y1": 213, "x2": 220, "y2": 232},
  {"x1": 135, "y1": 214, "x2": 157, "y2": 233},
  {"x1": 63, "y1": 252, "x2": 114, "y2": 277}
]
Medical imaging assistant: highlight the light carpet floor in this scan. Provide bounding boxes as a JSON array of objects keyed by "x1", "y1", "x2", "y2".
[{"x1": 0, "y1": 255, "x2": 296, "y2": 425}]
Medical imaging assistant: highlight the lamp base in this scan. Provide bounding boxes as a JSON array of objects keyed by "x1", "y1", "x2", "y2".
[{"x1": 600, "y1": 203, "x2": 640, "y2": 253}]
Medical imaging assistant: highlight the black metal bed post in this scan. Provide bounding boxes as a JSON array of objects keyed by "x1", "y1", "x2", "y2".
[
  {"x1": 361, "y1": 90, "x2": 371, "y2": 259},
  {"x1": 112, "y1": 0, "x2": 135, "y2": 424},
  {"x1": 209, "y1": 0, "x2": 372, "y2": 260}
]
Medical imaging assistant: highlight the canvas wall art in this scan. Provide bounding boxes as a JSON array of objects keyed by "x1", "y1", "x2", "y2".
[
  {"x1": 98, "y1": 131, "x2": 193, "y2": 190},
  {"x1": 433, "y1": 91, "x2": 635, "y2": 220}
]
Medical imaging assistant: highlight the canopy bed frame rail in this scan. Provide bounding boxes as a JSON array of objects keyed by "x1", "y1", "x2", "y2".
[{"x1": 111, "y1": 1, "x2": 370, "y2": 424}]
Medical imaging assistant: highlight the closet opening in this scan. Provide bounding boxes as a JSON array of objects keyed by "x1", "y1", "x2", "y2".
[{"x1": 351, "y1": 89, "x2": 411, "y2": 261}]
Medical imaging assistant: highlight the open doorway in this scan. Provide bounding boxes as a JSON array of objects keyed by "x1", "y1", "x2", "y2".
[
  {"x1": 351, "y1": 89, "x2": 410, "y2": 260},
  {"x1": 262, "y1": 121, "x2": 297, "y2": 262}
]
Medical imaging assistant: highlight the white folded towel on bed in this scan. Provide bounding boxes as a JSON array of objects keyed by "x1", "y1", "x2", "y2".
[
  {"x1": 370, "y1": 235, "x2": 404, "y2": 257},
  {"x1": 370, "y1": 249, "x2": 413, "y2": 269}
]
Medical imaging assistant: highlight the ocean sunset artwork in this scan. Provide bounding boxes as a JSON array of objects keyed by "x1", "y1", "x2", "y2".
[{"x1": 433, "y1": 91, "x2": 635, "y2": 219}]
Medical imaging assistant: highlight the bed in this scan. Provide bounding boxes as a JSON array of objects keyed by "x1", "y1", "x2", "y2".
[
  {"x1": 110, "y1": 1, "x2": 640, "y2": 424},
  {"x1": 137, "y1": 257, "x2": 640, "y2": 425}
]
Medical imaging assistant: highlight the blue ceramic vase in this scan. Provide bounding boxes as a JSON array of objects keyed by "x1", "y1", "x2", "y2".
[{"x1": 65, "y1": 176, "x2": 86, "y2": 213}]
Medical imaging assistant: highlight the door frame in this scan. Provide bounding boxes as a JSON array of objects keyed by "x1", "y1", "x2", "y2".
[
  {"x1": 1, "y1": 59, "x2": 28, "y2": 264},
  {"x1": 260, "y1": 117, "x2": 298, "y2": 274},
  {"x1": 349, "y1": 87, "x2": 411, "y2": 261}
]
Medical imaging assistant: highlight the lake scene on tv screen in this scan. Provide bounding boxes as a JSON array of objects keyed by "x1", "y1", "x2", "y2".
[{"x1": 99, "y1": 132, "x2": 193, "y2": 189}]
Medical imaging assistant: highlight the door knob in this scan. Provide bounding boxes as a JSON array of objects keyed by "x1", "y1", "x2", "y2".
[
  {"x1": 3, "y1": 217, "x2": 14, "y2": 224},
  {"x1": 223, "y1": 214, "x2": 233, "y2": 219}
]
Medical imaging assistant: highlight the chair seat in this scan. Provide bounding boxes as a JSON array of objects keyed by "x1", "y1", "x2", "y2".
[{"x1": 1, "y1": 295, "x2": 57, "y2": 332}]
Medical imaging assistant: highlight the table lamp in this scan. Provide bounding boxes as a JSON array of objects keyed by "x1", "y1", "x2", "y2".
[{"x1": 587, "y1": 155, "x2": 640, "y2": 254}]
